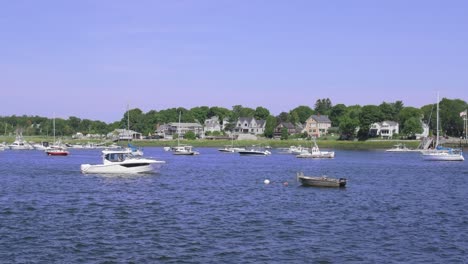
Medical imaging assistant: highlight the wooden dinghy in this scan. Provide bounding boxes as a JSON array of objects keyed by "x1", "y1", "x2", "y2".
[{"x1": 296, "y1": 172, "x2": 346, "y2": 187}]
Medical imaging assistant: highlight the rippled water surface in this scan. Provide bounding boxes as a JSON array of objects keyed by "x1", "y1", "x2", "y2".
[{"x1": 1, "y1": 148, "x2": 467, "y2": 263}]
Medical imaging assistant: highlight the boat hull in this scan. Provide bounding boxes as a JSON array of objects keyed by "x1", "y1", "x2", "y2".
[
  {"x1": 238, "y1": 151, "x2": 271, "y2": 156},
  {"x1": 81, "y1": 162, "x2": 164, "y2": 174},
  {"x1": 297, "y1": 174, "x2": 346, "y2": 187},
  {"x1": 296, "y1": 151, "x2": 335, "y2": 158},
  {"x1": 46, "y1": 151, "x2": 69, "y2": 156},
  {"x1": 422, "y1": 153, "x2": 464, "y2": 161}
]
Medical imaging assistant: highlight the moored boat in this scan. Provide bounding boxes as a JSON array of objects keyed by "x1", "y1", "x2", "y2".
[
  {"x1": 297, "y1": 172, "x2": 346, "y2": 187},
  {"x1": 46, "y1": 147, "x2": 69, "y2": 156},
  {"x1": 238, "y1": 146, "x2": 271, "y2": 156},
  {"x1": 81, "y1": 149, "x2": 165, "y2": 174}
]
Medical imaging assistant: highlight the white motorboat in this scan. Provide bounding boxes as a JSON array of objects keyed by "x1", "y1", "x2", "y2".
[
  {"x1": 218, "y1": 146, "x2": 246, "y2": 153},
  {"x1": 386, "y1": 143, "x2": 419, "y2": 152},
  {"x1": 81, "y1": 149, "x2": 165, "y2": 174},
  {"x1": 238, "y1": 146, "x2": 271, "y2": 156},
  {"x1": 296, "y1": 138, "x2": 335, "y2": 158},
  {"x1": 8, "y1": 133, "x2": 33, "y2": 150},
  {"x1": 218, "y1": 136, "x2": 245, "y2": 153},
  {"x1": 33, "y1": 142, "x2": 50, "y2": 151},
  {"x1": 173, "y1": 145, "x2": 199, "y2": 155}
]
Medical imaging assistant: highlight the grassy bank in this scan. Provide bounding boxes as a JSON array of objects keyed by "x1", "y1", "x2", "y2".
[{"x1": 1, "y1": 136, "x2": 422, "y2": 150}]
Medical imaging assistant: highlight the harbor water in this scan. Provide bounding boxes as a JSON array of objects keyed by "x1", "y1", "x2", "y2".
[{"x1": 1, "y1": 148, "x2": 467, "y2": 263}]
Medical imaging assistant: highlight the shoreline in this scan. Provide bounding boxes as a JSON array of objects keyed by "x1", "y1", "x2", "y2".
[{"x1": 1, "y1": 136, "x2": 425, "y2": 150}]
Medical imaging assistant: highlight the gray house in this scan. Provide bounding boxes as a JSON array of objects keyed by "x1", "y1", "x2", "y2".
[{"x1": 234, "y1": 117, "x2": 266, "y2": 135}]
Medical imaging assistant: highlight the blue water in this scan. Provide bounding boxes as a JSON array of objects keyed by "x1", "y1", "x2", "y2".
[{"x1": 1, "y1": 148, "x2": 467, "y2": 263}]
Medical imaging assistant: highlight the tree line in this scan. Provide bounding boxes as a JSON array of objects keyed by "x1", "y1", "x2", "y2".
[{"x1": 1, "y1": 98, "x2": 467, "y2": 140}]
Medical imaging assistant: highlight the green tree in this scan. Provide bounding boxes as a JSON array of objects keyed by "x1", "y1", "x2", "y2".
[
  {"x1": 290, "y1": 105, "x2": 314, "y2": 124},
  {"x1": 338, "y1": 116, "x2": 359, "y2": 140},
  {"x1": 190, "y1": 106, "x2": 210, "y2": 124},
  {"x1": 398, "y1": 107, "x2": 422, "y2": 135},
  {"x1": 329, "y1": 104, "x2": 347, "y2": 127},
  {"x1": 314, "y1": 98, "x2": 332, "y2": 115},
  {"x1": 358, "y1": 105, "x2": 383, "y2": 140},
  {"x1": 184, "y1": 131, "x2": 196, "y2": 140},
  {"x1": 280, "y1": 127, "x2": 289, "y2": 140},
  {"x1": 402, "y1": 117, "x2": 423, "y2": 138},
  {"x1": 264, "y1": 115, "x2": 277, "y2": 138},
  {"x1": 254, "y1": 106, "x2": 270, "y2": 120}
]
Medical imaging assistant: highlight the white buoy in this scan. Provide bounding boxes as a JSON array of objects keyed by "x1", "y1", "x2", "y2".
[{"x1": 264, "y1": 179, "x2": 270, "y2": 184}]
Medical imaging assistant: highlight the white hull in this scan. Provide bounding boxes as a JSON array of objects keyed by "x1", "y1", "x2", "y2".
[
  {"x1": 81, "y1": 161, "x2": 164, "y2": 174},
  {"x1": 422, "y1": 152, "x2": 464, "y2": 161},
  {"x1": 297, "y1": 151, "x2": 335, "y2": 159},
  {"x1": 8, "y1": 145, "x2": 33, "y2": 150}
]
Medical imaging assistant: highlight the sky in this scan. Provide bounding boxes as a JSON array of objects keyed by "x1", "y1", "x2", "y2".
[{"x1": 1, "y1": 0, "x2": 467, "y2": 123}]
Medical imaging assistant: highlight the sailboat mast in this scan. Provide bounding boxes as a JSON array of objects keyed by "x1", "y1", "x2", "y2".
[
  {"x1": 53, "y1": 113, "x2": 56, "y2": 143},
  {"x1": 436, "y1": 93, "x2": 439, "y2": 147},
  {"x1": 178, "y1": 112, "x2": 181, "y2": 146}
]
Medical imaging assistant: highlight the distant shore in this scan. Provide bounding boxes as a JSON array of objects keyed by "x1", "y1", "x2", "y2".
[{"x1": 1, "y1": 136, "x2": 428, "y2": 150}]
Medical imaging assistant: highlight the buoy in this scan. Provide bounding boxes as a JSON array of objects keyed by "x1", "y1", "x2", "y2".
[
  {"x1": 283, "y1": 182, "x2": 289, "y2": 186},
  {"x1": 264, "y1": 179, "x2": 270, "y2": 184}
]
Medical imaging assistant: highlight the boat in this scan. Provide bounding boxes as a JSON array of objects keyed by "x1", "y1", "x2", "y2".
[
  {"x1": 8, "y1": 132, "x2": 33, "y2": 150},
  {"x1": 46, "y1": 147, "x2": 69, "y2": 156},
  {"x1": 296, "y1": 138, "x2": 335, "y2": 158},
  {"x1": 45, "y1": 115, "x2": 69, "y2": 156},
  {"x1": 81, "y1": 149, "x2": 165, "y2": 174},
  {"x1": 238, "y1": 146, "x2": 271, "y2": 156},
  {"x1": 421, "y1": 94, "x2": 464, "y2": 161},
  {"x1": 172, "y1": 112, "x2": 199, "y2": 155},
  {"x1": 33, "y1": 141, "x2": 50, "y2": 150},
  {"x1": 297, "y1": 172, "x2": 346, "y2": 187},
  {"x1": 218, "y1": 136, "x2": 246, "y2": 153},
  {"x1": 288, "y1": 145, "x2": 309, "y2": 155},
  {"x1": 385, "y1": 143, "x2": 418, "y2": 152}
]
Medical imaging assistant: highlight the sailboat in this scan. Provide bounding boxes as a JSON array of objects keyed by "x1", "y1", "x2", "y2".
[
  {"x1": 45, "y1": 115, "x2": 69, "y2": 156},
  {"x1": 173, "y1": 112, "x2": 199, "y2": 155},
  {"x1": 421, "y1": 94, "x2": 464, "y2": 161},
  {"x1": 218, "y1": 135, "x2": 245, "y2": 153}
]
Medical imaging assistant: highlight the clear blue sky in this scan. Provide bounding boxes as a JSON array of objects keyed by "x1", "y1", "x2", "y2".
[{"x1": 1, "y1": 0, "x2": 467, "y2": 123}]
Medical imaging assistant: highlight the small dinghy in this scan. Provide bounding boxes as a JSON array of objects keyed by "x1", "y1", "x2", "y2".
[{"x1": 296, "y1": 172, "x2": 346, "y2": 187}]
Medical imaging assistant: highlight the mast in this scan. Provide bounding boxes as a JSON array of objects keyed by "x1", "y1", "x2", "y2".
[
  {"x1": 436, "y1": 93, "x2": 439, "y2": 147},
  {"x1": 178, "y1": 112, "x2": 181, "y2": 146},
  {"x1": 53, "y1": 113, "x2": 56, "y2": 144}
]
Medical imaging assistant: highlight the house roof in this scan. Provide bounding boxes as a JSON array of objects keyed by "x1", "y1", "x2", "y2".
[
  {"x1": 309, "y1": 115, "x2": 331, "y2": 123},
  {"x1": 277, "y1": 122, "x2": 295, "y2": 129},
  {"x1": 238, "y1": 117, "x2": 255, "y2": 123}
]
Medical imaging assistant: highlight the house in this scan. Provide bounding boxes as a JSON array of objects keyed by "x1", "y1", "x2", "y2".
[
  {"x1": 234, "y1": 117, "x2": 266, "y2": 135},
  {"x1": 156, "y1": 122, "x2": 203, "y2": 138},
  {"x1": 107, "y1": 129, "x2": 142, "y2": 141},
  {"x1": 303, "y1": 115, "x2": 332, "y2": 137},
  {"x1": 369, "y1": 121, "x2": 399, "y2": 139},
  {"x1": 204, "y1": 116, "x2": 229, "y2": 134},
  {"x1": 274, "y1": 122, "x2": 297, "y2": 138}
]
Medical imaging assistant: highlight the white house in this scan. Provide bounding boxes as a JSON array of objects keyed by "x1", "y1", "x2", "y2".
[
  {"x1": 369, "y1": 121, "x2": 399, "y2": 139},
  {"x1": 204, "y1": 116, "x2": 229, "y2": 134},
  {"x1": 107, "y1": 129, "x2": 142, "y2": 141},
  {"x1": 156, "y1": 122, "x2": 203, "y2": 138},
  {"x1": 234, "y1": 117, "x2": 266, "y2": 135}
]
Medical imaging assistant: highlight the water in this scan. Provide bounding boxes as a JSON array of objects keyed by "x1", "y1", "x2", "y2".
[{"x1": 1, "y1": 148, "x2": 467, "y2": 263}]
